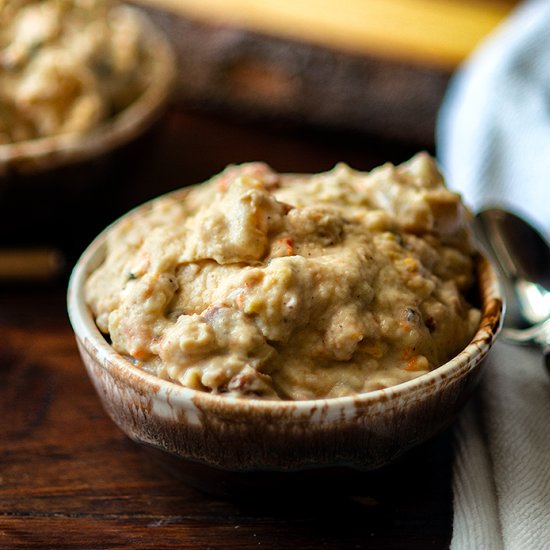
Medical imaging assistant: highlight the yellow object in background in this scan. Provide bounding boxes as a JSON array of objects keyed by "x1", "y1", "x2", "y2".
[{"x1": 138, "y1": 0, "x2": 519, "y2": 69}]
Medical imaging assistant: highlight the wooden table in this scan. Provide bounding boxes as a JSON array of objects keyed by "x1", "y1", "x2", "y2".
[
  {"x1": 0, "y1": 0, "x2": 474, "y2": 549},
  {"x1": 0, "y1": 104, "x2": 456, "y2": 549}
]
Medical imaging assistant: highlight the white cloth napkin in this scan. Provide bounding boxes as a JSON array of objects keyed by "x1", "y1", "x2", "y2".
[
  {"x1": 438, "y1": 0, "x2": 550, "y2": 235},
  {"x1": 437, "y1": 1, "x2": 550, "y2": 548}
]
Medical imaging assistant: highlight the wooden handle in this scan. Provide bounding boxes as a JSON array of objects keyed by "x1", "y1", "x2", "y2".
[{"x1": 0, "y1": 248, "x2": 64, "y2": 281}]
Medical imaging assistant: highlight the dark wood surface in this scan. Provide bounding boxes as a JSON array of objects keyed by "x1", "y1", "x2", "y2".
[
  {"x1": 0, "y1": 100, "x2": 456, "y2": 548},
  {"x1": 143, "y1": 5, "x2": 451, "y2": 147},
  {"x1": 0, "y1": 0, "x2": 468, "y2": 528}
]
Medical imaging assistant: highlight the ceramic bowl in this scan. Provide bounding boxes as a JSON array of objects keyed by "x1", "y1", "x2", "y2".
[
  {"x1": 67, "y1": 204, "x2": 503, "y2": 475},
  {"x1": 0, "y1": 7, "x2": 175, "y2": 176}
]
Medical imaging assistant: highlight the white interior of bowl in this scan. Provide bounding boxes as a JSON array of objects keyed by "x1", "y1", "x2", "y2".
[
  {"x1": 68, "y1": 203, "x2": 504, "y2": 414},
  {"x1": 0, "y1": 7, "x2": 176, "y2": 174}
]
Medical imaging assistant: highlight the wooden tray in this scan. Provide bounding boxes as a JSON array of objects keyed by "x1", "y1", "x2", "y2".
[{"x1": 135, "y1": 0, "x2": 517, "y2": 146}]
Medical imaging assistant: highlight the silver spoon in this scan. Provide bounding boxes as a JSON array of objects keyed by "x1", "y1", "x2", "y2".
[{"x1": 474, "y1": 208, "x2": 550, "y2": 369}]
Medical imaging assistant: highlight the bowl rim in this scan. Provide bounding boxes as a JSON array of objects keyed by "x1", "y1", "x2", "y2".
[
  {"x1": 67, "y1": 192, "x2": 504, "y2": 413},
  {"x1": 0, "y1": 5, "x2": 176, "y2": 175}
]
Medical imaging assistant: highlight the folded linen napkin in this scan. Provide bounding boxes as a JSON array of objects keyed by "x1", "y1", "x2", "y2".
[
  {"x1": 438, "y1": 0, "x2": 550, "y2": 236},
  {"x1": 437, "y1": 1, "x2": 550, "y2": 548}
]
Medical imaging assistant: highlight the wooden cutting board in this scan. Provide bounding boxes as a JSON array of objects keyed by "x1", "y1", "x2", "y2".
[
  {"x1": 135, "y1": 0, "x2": 519, "y2": 146},
  {"x1": 138, "y1": 0, "x2": 517, "y2": 69}
]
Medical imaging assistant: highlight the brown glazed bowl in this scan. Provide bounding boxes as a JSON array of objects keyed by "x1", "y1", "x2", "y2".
[
  {"x1": 0, "y1": 6, "x2": 175, "y2": 177},
  {"x1": 67, "y1": 206, "x2": 503, "y2": 487}
]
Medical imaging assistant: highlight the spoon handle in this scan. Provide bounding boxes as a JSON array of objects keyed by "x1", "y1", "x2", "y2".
[
  {"x1": 544, "y1": 344, "x2": 550, "y2": 374},
  {"x1": 501, "y1": 318, "x2": 550, "y2": 345},
  {"x1": 539, "y1": 325, "x2": 550, "y2": 373},
  {"x1": 503, "y1": 319, "x2": 550, "y2": 373}
]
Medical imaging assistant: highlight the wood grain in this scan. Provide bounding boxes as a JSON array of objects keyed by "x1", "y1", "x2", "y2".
[
  {"x1": 0, "y1": 102, "x2": 453, "y2": 547},
  {"x1": 132, "y1": 2, "x2": 516, "y2": 147},
  {"x1": 0, "y1": 290, "x2": 453, "y2": 548},
  {"x1": 138, "y1": 6, "x2": 449, "y2": 147}
]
